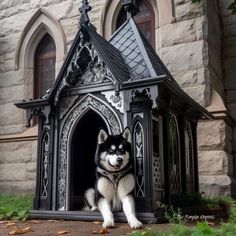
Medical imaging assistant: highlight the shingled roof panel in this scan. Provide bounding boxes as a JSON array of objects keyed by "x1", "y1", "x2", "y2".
[{"x1": 110, "y1": 20, "x2": 151, "y2": 81}]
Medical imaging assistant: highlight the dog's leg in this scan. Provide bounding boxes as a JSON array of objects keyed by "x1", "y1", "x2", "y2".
[
  {"x1": 98, "y1": 198, "x2": 114, "y2": 228},
  {"x1": 84, "y1": 188, "x2": 97, "y2": 211},
  {"x1": 121, "y1": 195, "x2": 143, "y2": 229}
]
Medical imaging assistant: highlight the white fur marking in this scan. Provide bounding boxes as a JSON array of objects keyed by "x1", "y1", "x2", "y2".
[
  {"x1": 117, "y1": 174, "x2": 135, "y2": 199},
  {"x1": 121, "y1": 195, "x2": 143, "y2": 229},
  {"x1": 98, "y1": 129, "x2": 108, "y2": 144},
  {"x1": 97, "y1": 177, "x2": 115, "y2": 201},
  {"x1": 98, "y1": 198, "x2": 114, "y2": 228},
  {"x1": 122, "y1": 128, "x2": 131, "y2": 143},
  {"x1": 84, "y1": 188, "x2": 96, "y2": 210}
]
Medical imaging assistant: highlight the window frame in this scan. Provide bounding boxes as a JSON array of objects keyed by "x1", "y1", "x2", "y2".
[{"x1": 34, "y1": 34, "x2": 56, "y2": 99}]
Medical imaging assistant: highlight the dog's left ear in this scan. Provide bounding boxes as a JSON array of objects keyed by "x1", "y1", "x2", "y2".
[
  {"x1": 122, "y1": 127, "x2": 131, "y2": 143},
  {"x1": 98, "y1": 129, "x2": 108, "y2": 144}
]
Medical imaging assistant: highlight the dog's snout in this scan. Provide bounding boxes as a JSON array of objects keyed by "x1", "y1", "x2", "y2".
[{"x1": 116, "y1": 157, "x2": 123, "y2": 164}]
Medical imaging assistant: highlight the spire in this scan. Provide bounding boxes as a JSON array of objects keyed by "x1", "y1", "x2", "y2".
[
  {"x1": 121, "y1": 0, "x2": 139, "y2": 19},
  {"x1": 79, "y1": 0, "x2": 92, "y2": 25}
]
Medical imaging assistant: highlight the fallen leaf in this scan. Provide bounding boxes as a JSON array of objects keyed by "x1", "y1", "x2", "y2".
[
  {"x1": 92, "y1": 228, "x2": 109, "y2": 234},
  {"x1": 28, "y1": 220, "x2": 41, "y2": 224},
  {"x1": 3, "y1": 222, "x2": 16, "y2": 228},
  {"x1": 93, "y1": 221, "x2": 102, "y2": 225},
  {"x1": 57, "y1": 230, "x2": 70, "y2": 235},
  {"x1": 8, "y1": 226, "x2": 32, "y2": 235},
  {"x1": 207, "y1": 222, "x2": 215, "y2": 226},
  {"x1": 48, "y1": 219, "x2": 59, "y2": 222}
]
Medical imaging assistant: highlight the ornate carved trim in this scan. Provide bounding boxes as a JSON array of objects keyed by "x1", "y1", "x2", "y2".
[
  {"x1": 41, "y1": 131, "x2": 50, "y2": 198},
  {"x1": 58, "y1": 94, "x2": 122, "y2": 210},
  {"x1": 133, "y1": 121, "x2": 145, "y2": 197},
  {"x1": 101, "y1": 91, "x2": 124, "y2": 113},
  {"x1": 54, "y1": 41, "x2": 114, "y2": 105}
]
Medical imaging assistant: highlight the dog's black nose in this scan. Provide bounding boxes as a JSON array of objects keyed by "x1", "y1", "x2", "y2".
[{"x1": 116, "y1": 158, "x2": 123, "y2": 164}]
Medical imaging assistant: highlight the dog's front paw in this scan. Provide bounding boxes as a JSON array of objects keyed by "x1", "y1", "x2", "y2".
[
  {"x1": 129, "y1": 219, "x2": 143, "y2": 229},
  {"x1": 103, "y1": 218, "x2": 115, "y2": 228}
]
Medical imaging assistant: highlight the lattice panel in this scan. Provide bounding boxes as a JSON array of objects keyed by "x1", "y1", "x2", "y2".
[{"x1": 153, "y1": 157, "x2": 162, "y2": 190}]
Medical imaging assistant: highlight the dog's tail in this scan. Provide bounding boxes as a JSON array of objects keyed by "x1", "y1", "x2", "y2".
[{"x1": 84, "y1": 188, "x2": 97, "y2": 211}]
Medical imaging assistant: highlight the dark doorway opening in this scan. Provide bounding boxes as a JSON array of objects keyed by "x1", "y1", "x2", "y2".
[{"x1": 69, "y1": 110, "x2": 108, "y2": 210}]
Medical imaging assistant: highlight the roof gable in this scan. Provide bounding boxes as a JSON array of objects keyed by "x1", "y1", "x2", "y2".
[
  {"x1": 47, "y1": 23, "x2": 130, "y2": 105},
  {"x1": 110, "y1": 17, "x2": 180, "y2": 88}
]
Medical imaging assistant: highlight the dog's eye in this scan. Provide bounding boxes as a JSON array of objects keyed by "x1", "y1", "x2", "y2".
[{"x1": 108, "y1": 149, "x2": 114, "y2": 154}]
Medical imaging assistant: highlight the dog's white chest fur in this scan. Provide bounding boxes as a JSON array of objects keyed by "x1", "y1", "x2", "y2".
[{"x1": 97, "y1": 173, "x2": 135, "y2": 210}]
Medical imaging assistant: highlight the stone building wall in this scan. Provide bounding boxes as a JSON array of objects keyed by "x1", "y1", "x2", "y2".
[
  {"x1": 0, "y1": 0, "x2": 235, "y2": 196},
  {"x1": 220, "y1": 0, "x2": 236, "y2": 196},
  {"x1": 197, "y1": 0, "x2": 234, "y2": 197}
]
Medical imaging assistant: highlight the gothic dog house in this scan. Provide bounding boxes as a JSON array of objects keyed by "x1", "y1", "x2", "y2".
[{"x1": 15, "y1": 0, "x2": 213, "y2": 223}]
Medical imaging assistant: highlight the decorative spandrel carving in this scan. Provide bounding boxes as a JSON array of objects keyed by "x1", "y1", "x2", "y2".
[
  {"x1": 59, "y1": 95, "x2": 79, "y2": 120},
  {"x1": 102, "y1": 91, "x2": 124, "y2": 113},
  {"x1": 58, "y1": 95, "x2": 121, "y2": 210},
  {"x1": 77, "y1": 44, "x2": 114, "y2": 86},
  {"x1": 54, "y1": 40, "x2": 115, "y2": 105}
]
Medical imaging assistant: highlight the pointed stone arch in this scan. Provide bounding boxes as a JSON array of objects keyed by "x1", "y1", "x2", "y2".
[
  {"x1": 58, "y1": 94, "x2": 123, "y2": 210},
  {"x1": 99, "y1": 0, "x2": 175, "y2": 40},
  {"x1": 15, "y1": 8, "x2": 67, "y2": 72}
]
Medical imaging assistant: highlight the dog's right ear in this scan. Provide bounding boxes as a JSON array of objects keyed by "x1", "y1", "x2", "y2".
[{"x1": 97, "y1": 129, "x2": 108, "y2": 144}]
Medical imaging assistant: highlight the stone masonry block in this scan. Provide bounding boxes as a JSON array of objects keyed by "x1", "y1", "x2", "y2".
[
  {"x1": 199, "y1": 175, "x2": 232, "y2": 197},
  {"x1": 0, "y1": 103, "x2": 25, "y2": 126},
  {"x1": 172, "y1": 68, "x2": 208, "y2": 88},
  {"x1": 0, "y1": 70, "x2": 24, "y2": 88},
  {"x1": 198, "y1": 150, "x2": 233, "y2": 175},
  {"x1": 0, "y1": 85, "x2": 26, "y2": 105},
  {"x1": 183, "y1": 84, "x2": 210, "y2": 107},
  {"x1": 0, "y1": 181, "x2": 35, "y2": 195},
  {"x1": 197, "y1": 119, "x2": 232, "y2": 152},
  {"x1": 0, "y1": 141, "x2": 32, "y2": 164},
  {"x1": 160, "y1": 41, "x2": 208, "y2": 73},
  {"x1": 0, "y1": 124, "x2": 26, "y2": 135},
  {"x1": 175, "y1": 0, "x2": 205, "y2": 22},
  {"x1": 159, "y1": 16, "x2": 207, "y2": 48},
  {"x1": 0, "y1": 163, "x2": 26, "y2": 181}
]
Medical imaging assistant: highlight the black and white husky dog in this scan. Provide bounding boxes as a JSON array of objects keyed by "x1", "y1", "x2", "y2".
[{"x1": 84, "y1": 127, "x2": 143, "y2": 229}]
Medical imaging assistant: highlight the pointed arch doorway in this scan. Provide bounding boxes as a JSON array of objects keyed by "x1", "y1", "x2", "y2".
[{"x1": 69, "y1": 109, "x2": 109, "y2": 210}]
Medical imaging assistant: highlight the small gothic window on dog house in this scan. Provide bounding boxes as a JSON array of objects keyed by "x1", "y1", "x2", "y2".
[
  {"x1": 15, "y1": 0, "x2": 213, "y2": 223},
  {"x1": 167, "y1": 114, "x2": 181, "y2": 194},
  {"x1": 184, "y1": 122, "x2": 195, "y2": 193}
]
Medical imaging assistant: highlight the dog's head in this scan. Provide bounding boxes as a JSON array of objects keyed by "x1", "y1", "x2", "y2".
[{"x1": 95, "y1": 127, "x2": 132, "y2": 172}]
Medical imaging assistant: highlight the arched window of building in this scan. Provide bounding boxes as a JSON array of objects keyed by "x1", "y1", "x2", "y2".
[
  {"x1": 116, "y1": 0, "x2": 155, "y2": 47},
  {"x1": 34, "y1": 34, "x2": 56, "y2": 98}
]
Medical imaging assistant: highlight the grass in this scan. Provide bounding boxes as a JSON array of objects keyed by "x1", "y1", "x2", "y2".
[
  {"x1": 0, "y1": 194, "x2": 33, "y2": 221},
  {"x1": 131, "y1": 197, "x2": 236, "y2": 236}
]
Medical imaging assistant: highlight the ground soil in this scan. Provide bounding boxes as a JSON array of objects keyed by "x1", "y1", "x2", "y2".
[{"x1": 0, "y1": 220, "x2": 170, "y2": 236}]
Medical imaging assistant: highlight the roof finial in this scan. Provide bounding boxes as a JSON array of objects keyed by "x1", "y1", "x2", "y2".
[
  {"x1": 79, "y1": 0, "x2": 92, "y2": 25},
  {"x1": 121, "y1": 0, "x2": 139, "y2": 18}
]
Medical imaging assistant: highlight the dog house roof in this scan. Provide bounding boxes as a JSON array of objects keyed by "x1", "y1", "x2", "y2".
[{"x1": 15, "y1": 0, "x2": 213, "y2": 120}]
